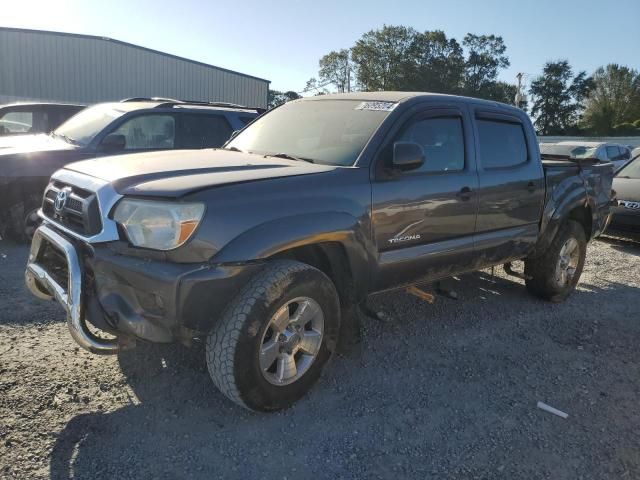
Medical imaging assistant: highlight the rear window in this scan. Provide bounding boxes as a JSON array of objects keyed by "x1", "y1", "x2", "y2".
[
  {"x1": 177, "y1": 114, "x2": 233, "y2": 148},
  {"x1": 477, "y1": 120, "x2": 528, "y2": 169}
]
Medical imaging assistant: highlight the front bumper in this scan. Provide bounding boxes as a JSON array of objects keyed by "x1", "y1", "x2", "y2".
[
  {"x1": 607, "y1": 203, "x2": 640, "y2": 235},
  {"x1": 25, "y1": 224, "x2": 264, "y2": 354},
  {"x1": 25, "y1": 225, "x2": 121, "y2": 354}
]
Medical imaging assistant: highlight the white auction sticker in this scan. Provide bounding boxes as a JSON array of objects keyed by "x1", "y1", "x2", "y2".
[{"x1": 355, "y1": 101, "x2": 397, "y2": 112}]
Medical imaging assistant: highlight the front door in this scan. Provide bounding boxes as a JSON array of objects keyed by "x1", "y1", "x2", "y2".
[{"x1": 371, "y1": 106, "x2": 479, "y2": 290}]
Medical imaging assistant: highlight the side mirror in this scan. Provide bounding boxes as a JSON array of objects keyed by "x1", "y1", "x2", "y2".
[
  {"x1": 100, "y1": 133, "x2": 126, "y2": 152},
  {"x1": 393, "y1": 141, "x2": 425, "y2": 171}
]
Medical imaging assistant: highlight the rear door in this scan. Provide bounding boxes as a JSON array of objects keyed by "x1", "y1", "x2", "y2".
[
  {"x1": 472, "y1": 109, "x2": 545, "y2": 267},
  {"x1": 371, "y1": 105, "x2": 479, "y2": 290}
]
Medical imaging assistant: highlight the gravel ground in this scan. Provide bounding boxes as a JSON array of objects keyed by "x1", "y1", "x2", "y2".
[{"x1": 1, "y1": 236, "x2": 640, "y2": 479}]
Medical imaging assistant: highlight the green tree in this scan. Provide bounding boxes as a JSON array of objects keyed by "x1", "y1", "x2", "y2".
[
  {"x1": 302, "y1": 78, "x2": 329, "y2": 95},
  {"x1": 529, "y1": 60, "x2": 591, "y2": 135},
  {"x1": 268, "y1": 90, "x2": 301, "y2": 109},
  {"x1": 581, "y1": 64, "x2": 640, "y2": 135},
  {"x1": 462, "y1": 34, "x2": 510, "y2": 97},
  {"x1": 483, "y1": 81, "x2": 519, "y2": 105},
  {"x1": 410, "y1": 30, "x2": 465, "y2": 93},
  {"x1": 319, "y1": 49, "x2": 353, "y2": 93},
  {"x1": 351, "y1": 25, "x2": 417, "y2": 91}
]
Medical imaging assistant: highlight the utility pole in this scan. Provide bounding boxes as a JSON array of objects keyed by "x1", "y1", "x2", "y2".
[
  {"x1": 346, "y1": 54, "x2": 351, "y2": 93},
  {"x1": 515, "y1": 72, "x2": 526, "y2": 110}
]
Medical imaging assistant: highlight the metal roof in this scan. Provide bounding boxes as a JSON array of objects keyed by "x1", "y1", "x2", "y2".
[{"x1": 0, "y1": 27, "x2": 270, "y2": 84}]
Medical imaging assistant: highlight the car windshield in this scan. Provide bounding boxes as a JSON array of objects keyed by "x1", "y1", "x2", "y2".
[
  {"x1": 226, "y1": 99, "x2": 395, "y2": 166},
  {"x1": 617, "y1": 156, "x2": 640, "y2": 179},
  {"x1": 53, "y1": 104, "x2": 129, "y2": 146},
  {"x1": 539, "y1": 144, "x2": 599, "y2": 159}
]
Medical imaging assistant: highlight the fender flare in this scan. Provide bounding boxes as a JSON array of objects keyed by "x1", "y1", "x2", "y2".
[
  {"x1": 536, "y1": 190, "x2": 595, "y2": 255},
  {"x1": 213, "y1": 211, "x2": 372, "y2": 294}
]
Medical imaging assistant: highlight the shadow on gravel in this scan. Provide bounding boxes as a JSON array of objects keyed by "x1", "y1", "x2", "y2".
[
  {"x1": 48, "y1": 270, "x2": 640, "y2": 479},
  {"x1": 598, "y1": 235, "x2": 640, "y2": 257}
]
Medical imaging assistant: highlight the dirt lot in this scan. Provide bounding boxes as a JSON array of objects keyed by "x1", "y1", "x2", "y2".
[{"x1": 1, "y1": 237, "x2": 640, "y2": 479}]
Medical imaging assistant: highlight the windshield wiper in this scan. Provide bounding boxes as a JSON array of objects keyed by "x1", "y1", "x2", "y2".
[
  {"x1": 223, "y1": 146, "x2": 244, "y2": 153},
  {"x1": 264, "y1": 152, "x2": 315, "y2": 164},
  {"x1": 51, "y1": 132, "x2": 78, "y2": 145}
]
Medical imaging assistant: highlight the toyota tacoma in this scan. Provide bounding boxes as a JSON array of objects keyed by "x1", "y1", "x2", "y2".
[{"x1": 25, "y1": 92, "x2": 614, "y2": 411}]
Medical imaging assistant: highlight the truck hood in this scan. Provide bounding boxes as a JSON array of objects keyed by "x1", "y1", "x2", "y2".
[
  {"x1": 64, "y1": 149, "x2": 338, "y2": 197},
  {"x1": 0, "y1": 133, "x2": 75, "y2": 153}
]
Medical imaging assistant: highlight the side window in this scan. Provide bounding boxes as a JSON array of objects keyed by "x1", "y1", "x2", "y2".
[
  {"x1": 396, "y1": 117, "x2": 465, "y2": 173},
  {"x1": 620, "y1": 147, "x2": 631, "y2": 160},
  {"x1": 606, "y1": 146, "x2": 619, "y2": 160},
  {"x1": 477, "y1": 119, "x2": 527, "y2": 169},
  {"x1": 110, "y1": 115, "x2": 175, "y2": 150},
  {"x1": 0, "y1": 111, "x2": 33, "y2": 133},
  {"x1": 177, "y1": 114, "x2": 233, "y2": 149}
]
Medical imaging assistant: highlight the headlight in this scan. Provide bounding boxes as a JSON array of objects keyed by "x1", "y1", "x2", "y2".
[{"x1": 113, "y1": 199, "x2": 205, "y2": 250}]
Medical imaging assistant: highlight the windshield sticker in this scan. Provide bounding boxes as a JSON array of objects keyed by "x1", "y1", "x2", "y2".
[{"x1": 355, "y1": 101, "x2": 397, "y2": 112}]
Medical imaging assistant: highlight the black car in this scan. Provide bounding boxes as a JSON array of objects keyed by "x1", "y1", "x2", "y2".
[
  {"x1": 0, "y1": 102, "x2": 85, "y2": 136},
  {"x1": 0, "y1": 98, "x2": 261, "y2": 240},
  {"x1": 609, "y1": 154, "x2": 640, "y2": 236}
]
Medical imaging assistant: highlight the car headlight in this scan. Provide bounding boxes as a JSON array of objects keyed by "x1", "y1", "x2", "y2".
[{"x1": 113, "y1": 199, "x2": 205, "y2": 250}]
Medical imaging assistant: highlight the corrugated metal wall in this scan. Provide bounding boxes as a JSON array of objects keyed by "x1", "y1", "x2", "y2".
[{"x1": 0, "y1": 28, "x2": 269, "y2": 108}]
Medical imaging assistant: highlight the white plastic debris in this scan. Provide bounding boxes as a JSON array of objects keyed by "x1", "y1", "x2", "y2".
[{"x1": 537, "y1": 401, "x2": 569, "y2": 419}]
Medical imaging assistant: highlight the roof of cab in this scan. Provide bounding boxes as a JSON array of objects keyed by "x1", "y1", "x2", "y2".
[{"x1": 299, "y1": 90, "x2": 521, "y2": 112}]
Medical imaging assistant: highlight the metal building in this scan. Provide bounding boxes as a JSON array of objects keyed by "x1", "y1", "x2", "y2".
[{"x1": 0, "y1": 27, "x2": 270, "y2": 108}]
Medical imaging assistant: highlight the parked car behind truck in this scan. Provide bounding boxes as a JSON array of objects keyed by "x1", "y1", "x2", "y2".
[
  {"x1": 607, "y1": 154, "x2": 640, "y2": 236},
  {"x1": 0, "y1": 98, "x2": 260, "y2": 241},
  {"x1": 0, "y1": 102, "x2": 84, "y2": 137},
  {"x1": 540, "y1": 141, "x2": 632, "y2": 172},
  {"x1": 25, "y1": 92, "x2": 614, "y2": 412}
]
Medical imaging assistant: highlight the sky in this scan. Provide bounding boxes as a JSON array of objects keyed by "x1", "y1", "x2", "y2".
[{"x1": 2, "y1": 0, "x2": 639, "y2": 93}]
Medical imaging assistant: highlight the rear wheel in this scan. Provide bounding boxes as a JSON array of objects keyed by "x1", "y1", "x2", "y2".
[
  {"x1": 206, "y1": 260, "x2": 340, "y2": 411},
  {"x1": 524, "y1": 220, "x2": 586, "y2": 302}
]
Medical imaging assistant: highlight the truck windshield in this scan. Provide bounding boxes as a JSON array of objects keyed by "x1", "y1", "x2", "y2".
[
  {"x1": 53, "y1": 104, "x2": 129, "y2": 146},
  {"x1": 226, "y1": 100, "x2": 394, "y2": 166}
]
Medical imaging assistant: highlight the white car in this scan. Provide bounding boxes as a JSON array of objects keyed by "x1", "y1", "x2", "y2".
[{"x1": 539, "y1": 141, "x2": 633, "y2": 172}]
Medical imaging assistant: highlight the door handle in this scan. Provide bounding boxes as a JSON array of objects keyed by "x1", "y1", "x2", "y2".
[
  {"x1": 526, "y1": 181, "x2": 536, "y2": 192},
  {"x1": 457, "y1": 186, "x2": 473, "y2": 201}
]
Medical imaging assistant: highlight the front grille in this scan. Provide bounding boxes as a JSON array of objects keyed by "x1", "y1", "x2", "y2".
[{"x1": 42, "y1": 181, "x2": 102, "y2": 236}]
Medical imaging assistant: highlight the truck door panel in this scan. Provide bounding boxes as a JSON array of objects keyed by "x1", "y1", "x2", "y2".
[
  {"x1": 371, "y1": 107, "x2": 479, "y2": 290},
  {"x1": 472, "y1": 110, "x2": 544, "y2": 267}
]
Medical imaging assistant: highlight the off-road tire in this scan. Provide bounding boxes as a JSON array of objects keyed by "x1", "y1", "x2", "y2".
[
  {"x1": 524, "y1": 220, "x2": 587, "y2": 302},
  {"x1": 6, "y1": 193, "x2": 42, "y2": 243},
  {"x1": 206, "y1": 260, "x2": 340, "y2": 412}
]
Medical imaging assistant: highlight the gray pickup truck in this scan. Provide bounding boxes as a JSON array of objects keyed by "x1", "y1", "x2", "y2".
[{"x1": 25, "y1": 92, "x2": 613, "y2": 412}]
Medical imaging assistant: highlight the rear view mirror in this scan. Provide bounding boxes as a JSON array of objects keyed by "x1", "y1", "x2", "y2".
[
  {"x1": 393, "y1": 141, "x2": 425, "y2": 171},
  {"x1": 100, "y1": 133, "x2": 126, "y2": 152}
]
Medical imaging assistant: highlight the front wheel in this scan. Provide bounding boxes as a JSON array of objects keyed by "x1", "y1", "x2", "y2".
[
  {"x1": 524, "y1": 220, "x2": 587, "y2": 302},
  {"x1": 206, "y1": 260, "x2": 340, "y2": 411},
  {"x1": 6, "y1": 193, "x2": 42, "y2": 243}
]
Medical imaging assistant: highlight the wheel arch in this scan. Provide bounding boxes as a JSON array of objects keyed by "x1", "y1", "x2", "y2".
[{"x1": 212, "y1": 212, "x2": 372, "y2": 303}]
